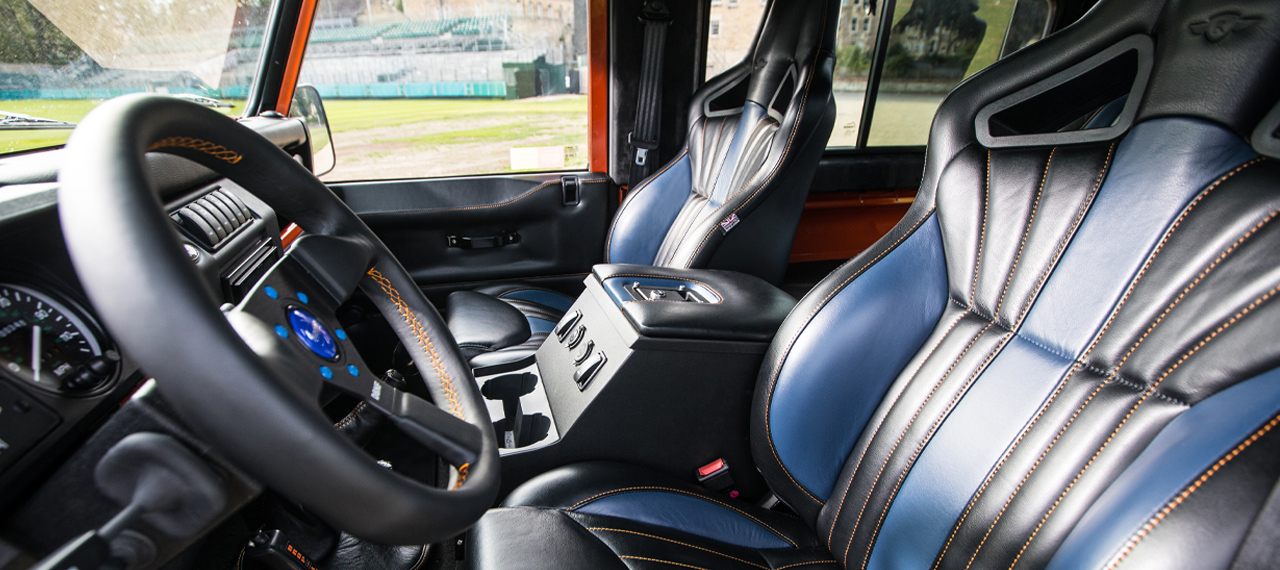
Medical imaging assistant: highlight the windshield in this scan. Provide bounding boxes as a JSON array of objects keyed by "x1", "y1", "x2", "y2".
[{"x1": 0, "y1": 0, "x2": 275, "y2": 155}]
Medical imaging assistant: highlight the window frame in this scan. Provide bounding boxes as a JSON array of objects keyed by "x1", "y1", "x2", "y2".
[
  {"x1": 698, "y1": 0, "x2": 1057, "y2": 156},
  {"x1": 278, "y1": 0, "x2": 608, "y2": 180}
]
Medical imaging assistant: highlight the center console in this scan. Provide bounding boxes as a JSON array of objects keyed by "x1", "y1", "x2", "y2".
[{"x1": 472, "y1": 264, "x2": 796, "y2": 495}]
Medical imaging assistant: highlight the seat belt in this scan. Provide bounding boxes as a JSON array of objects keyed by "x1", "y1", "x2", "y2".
[
  {"x1": 626, "y1": 0, "x2": 671, "y2": 188},
  {"x1": 1229, "y1": 472, "x2": 1280, "y2": 569}
]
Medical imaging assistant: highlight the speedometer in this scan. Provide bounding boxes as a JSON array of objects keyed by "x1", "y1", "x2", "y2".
[{"x1": 0, "y1": 283, "x2": 116, "y2": 394}]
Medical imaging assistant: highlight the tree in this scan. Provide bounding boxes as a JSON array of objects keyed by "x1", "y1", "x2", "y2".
[{"x1": 0, "y1": 0, "x2": 83, "y2": 65}]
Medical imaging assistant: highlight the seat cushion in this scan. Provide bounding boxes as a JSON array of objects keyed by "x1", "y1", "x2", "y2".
[
  {"x1": 466, "y1": 462, "x2": 838, "y2": 570},
  {"x1": 445, "y1": 291, "x2": 533, "y2": 360},
  {"x1": 444, "y1": 283, "x2": 577, "y2": 369},
  {"x1": 472, "y1": 283, "x2": 576, "y2": 336}
]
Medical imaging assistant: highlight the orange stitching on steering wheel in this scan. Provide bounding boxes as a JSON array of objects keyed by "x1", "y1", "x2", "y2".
[
  {"x1": 149, "y1": 136, "x2": 243, "y2": 164},
  {"x1": 367, "y1": 269, "x2": 466, "y2": 420}
]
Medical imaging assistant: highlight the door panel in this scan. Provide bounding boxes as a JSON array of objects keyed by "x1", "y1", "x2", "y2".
[{"x1": 334, "y1": 173, "x2": 612, "y2": 301}]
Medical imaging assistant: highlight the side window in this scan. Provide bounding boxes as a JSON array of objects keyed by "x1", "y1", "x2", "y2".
[
  {"x1": 301, "y1": 0, "x2": 588, "y2": 182},
  {"x1": 861, "y1": 0, "x2": 1052, "y2": 146},
  {"x1": 829, "y1": 0, "x2": 881, "y2": 146},
  {"x1": 703, "y1": 0, "x2": 765, "y2": 79}
]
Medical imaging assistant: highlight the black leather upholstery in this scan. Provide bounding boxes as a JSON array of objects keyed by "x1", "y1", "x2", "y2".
[
  {"x1": 446, "y1": 291, "x2": 533, "y2": 360},
  {"x1": 446, "y1": 0, "x2": 838, "y2": 368},
  {"x1": 466, "y1": 0, "x2": 1280, "y2": 568},
  {"x1": 592, "y1": 264, "x2": 797, "y2": 342}
]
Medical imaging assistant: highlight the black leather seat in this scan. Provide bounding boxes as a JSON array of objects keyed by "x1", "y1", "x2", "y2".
[
  {"x1": 446, "y1": 0, "x2": 839, "y2": 368},
  {"x1": 465, "y1": 0, "x2": 1280, "y2": 567}
]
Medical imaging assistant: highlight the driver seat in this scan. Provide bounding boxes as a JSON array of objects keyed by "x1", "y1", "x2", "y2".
[
  {"x1": 466, "y1": 0, "x2": 1280, "y2": 568},
  {"x1": 446, "y1": 0, "x2": 838, "y2": 369}
]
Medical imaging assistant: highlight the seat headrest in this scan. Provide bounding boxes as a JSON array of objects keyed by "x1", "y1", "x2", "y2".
[
  {"x1": 745, "y1": 0, "x2": 839, "y2": 106},
  {"x1": 1138, "y1": 0, "x2": 1280, "y2": 137}
]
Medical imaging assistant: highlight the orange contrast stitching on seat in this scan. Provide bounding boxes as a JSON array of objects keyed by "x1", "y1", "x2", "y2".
[
  {"x1": 1007, "y1": 283, "x2": 1280, "y2": 570},
  {"x1": 970, "y1": 150, "x2": 991, "y2": 307},
  {"x1": 826, "y1": 310, "x2": 968, "y2": 546},
  {"x1": 763, "y1": 209, "x2": 938, "y2": 506},
  {"x1": 567, "y1": 486, "x2": 797, "y2": 547},
  {"x1": 992, "y1": 149, "x2": 1053, "y2": 318},
  {"x1": 1113, "y1": 215, "x2": 1280, "y2": 374},
  {"x1": 605, "y1": 150, "x2": 691, "y2": 263},
  {"x1": 586, "y1": 528, "x2": 767, "y2": 569},
  {"x1": 842, "y1": 320, "x2": 998, "y2": 568},
  {"x1": 367, "y1": 269, "x2": 466, "y2": 420},
  {"x1": 618, "y1": 556, "x2": 707, "y2": 570},
  {"x1": 683, "y1": 1, "x2": 831, "y2": 268},
  {"x1": 776, "y1": 561, "x2": 840, "y2": 570},
  {"x1": 409, "y1": 544, "x2": 429, "y2": 570},
  {"x1": 953, "y1": 154, "x2": 1254, "y2": 568},
  {"x1": 1103, "y1": 413, "x2": 1280, "y2": 570},
  {"x1": 149, "y1": 136, "x2": 242, "y2": 164}
]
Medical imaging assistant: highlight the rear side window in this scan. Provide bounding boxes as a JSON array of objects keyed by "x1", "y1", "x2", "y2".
[
  {"x1": 699, "y1": 0, "x2": 1054, "y2": 150},
  {"x1": 300, "y1": 0, "x2": 589, "y2": 182},
  {"x1": 863, "y1": 0, "x2": 1053, "y2": 146}
]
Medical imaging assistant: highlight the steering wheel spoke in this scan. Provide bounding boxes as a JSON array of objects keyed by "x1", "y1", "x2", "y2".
[
  {"x1": 59, "y1": 95, "x2": 498, "y2": 545},
  {"x1": 225, "y1": 250, "x2": 372, "y2": 399},
  {"x1": 370, "y1": 387, "x2": 484, "y2": 468}
]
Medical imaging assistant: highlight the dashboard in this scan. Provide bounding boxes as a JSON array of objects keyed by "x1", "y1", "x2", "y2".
[{"x1": 0, "y1": 115, "x2": 307, "y2": 516}]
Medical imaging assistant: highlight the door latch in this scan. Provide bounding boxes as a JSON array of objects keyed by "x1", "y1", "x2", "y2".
[
  {"x1": 446, "y1": 232, "x2": 520, "y2": 249},
  {"x1": 561, "y1": 175, "x2": 580, "y2": 206}
]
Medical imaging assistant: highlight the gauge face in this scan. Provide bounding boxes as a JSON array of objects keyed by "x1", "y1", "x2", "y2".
[{"x1": 0, "y1": 284, "x2": 109, "y2": 392}]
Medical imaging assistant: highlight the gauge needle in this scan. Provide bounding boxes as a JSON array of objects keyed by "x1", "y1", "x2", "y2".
[{"x1": 31, "y1": 325, "x2": 41, "y2": 380}]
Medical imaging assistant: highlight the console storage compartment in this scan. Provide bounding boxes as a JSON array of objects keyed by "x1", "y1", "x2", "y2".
[{"x1": 486, "y1": 264, "x2": 796, "y2": 497}]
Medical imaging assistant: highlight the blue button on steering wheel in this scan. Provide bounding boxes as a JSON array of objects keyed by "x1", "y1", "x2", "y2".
[{"x1": 288, "y1": 308, "x2": 338, "y2": 360}]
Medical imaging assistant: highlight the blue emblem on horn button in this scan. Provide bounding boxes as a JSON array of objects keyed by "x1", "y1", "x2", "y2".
[{"x1": 289, "y1": 309, "x2": 337, "y2": 360}]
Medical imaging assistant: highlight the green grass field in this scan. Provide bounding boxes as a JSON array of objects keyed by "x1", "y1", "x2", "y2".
[{"x1": 1, "y1": 99, "x2": 242, "y2": 155}]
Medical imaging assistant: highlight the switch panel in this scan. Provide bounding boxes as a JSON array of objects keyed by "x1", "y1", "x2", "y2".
[
  {"x1": 573, "y1": 352, "x2": 606, "y2": 391},
  {"x1": 566, "y1": 325, "x2": 587, "y2": 349},
  {"x1": 572, "y1": 340, "x2": 595, "y2": 365},
  {"x1": 554, "y1": 310, "x2": 583, "y2": 342}
]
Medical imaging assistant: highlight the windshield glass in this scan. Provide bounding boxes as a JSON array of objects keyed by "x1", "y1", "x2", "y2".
[{"x1": 0, "y1": 0, "x2": 274, "y2": 155}]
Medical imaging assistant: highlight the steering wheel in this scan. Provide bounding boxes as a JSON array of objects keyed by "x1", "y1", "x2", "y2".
[{"x1": 57, "y1": 95, "x2": 499, "y2": 544}]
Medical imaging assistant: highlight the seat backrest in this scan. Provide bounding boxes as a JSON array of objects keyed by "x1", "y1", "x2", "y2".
[
  {"x1": 605, "y1": 0, "x2": 838, "y2": 285},
  {"x1": 750, "y1": 0, "x2": 1280, "y2": 568}
]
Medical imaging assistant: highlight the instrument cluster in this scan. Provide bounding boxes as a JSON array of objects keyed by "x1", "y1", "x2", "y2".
[{"x1": 0, "y1": 282, "x2": 117, "y2": 396}]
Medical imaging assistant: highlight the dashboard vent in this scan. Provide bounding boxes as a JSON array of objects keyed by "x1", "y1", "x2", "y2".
[{"x1": 171, "y1": 188, "x2": 255, "y2": 250}]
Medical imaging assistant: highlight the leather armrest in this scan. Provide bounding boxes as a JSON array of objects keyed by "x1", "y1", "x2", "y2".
[
  {"x1": 446, "y1": 291, "x2": 532, "y2": 359},
  {"x1": 591, "y1": 264, "x2": 796, "y2": 342}
]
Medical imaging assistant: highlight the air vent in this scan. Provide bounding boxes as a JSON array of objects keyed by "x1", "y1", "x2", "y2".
[{"x1": 171, "y1": 188, "x2": 255, "y2": 250}]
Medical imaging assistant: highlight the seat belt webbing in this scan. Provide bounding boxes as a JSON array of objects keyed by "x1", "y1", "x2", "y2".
[{"x1": 626, "y1": 0, "x2": 671, "y2": 188}]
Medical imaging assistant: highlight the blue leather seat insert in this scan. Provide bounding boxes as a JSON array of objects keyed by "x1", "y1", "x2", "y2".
[
  {"x1": 768, "y1": 214, "x2": 948, "y2": 499},
  {"x1": 867, "y1": 118, "x2": 1261, "y2": 568},
  {"x1": 498, "y1": 289, "x2": 576, "y2": 312},
  {"x1": 1020, "y1": 118, "x2": 1258, "y2": 358},
  {"x1": 870, "y1": 335, "x2": 1077, "y2": 570},
  {"x1": 606, "y1": 154, "x2": 693, "y2": 265},
  {"x1": 571, "y1": 491, "x2": 794, "y2": 549},
  {"x1": 1045, "y1": 365, "x2": 1280, "y2": 570}
]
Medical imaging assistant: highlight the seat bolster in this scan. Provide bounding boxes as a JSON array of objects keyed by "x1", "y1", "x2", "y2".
[
  {"x1": 502, "y1": 461, "x2": 820, "y2": 549},
  {"x1": 445, "y1": 291, "x2": 531, "y2": 359},
  {"x1": 467, "y1": 507, "x2": 629, "y2": 570}
]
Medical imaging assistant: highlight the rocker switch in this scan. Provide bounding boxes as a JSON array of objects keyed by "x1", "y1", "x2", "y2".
[
  {"x1": 574, "y1": 351, "x2": 606, "y2": 391},
  {"x1": 572, "y1": 340, "x2": 595, "y2": 365},
  {"x1": 566, "y1": 325, "x2": 586, "y2": 349},
  {"x1": 555, "y1": 310, "x2": 582, "y2": 342}
]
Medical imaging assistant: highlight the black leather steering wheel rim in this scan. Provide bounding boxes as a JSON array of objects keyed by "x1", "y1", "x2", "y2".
[{"x1": 57, "y1": 94, "x2": 499, "y2": 544}]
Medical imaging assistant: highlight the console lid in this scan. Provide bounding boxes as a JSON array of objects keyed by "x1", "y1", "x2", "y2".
[{"x1": 591, "y1": 264, "x2": 796, "y2": 342}]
